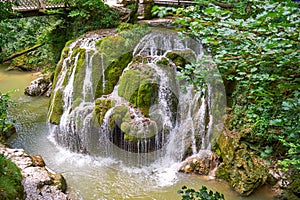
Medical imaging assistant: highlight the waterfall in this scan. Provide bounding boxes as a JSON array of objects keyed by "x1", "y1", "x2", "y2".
[{"x1": 48, "y1": 28, "x2": 225, "y2": 165}]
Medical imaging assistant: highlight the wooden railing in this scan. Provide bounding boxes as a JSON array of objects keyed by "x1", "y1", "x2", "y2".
[
  {"x1": 4, "y1": 0, "x2": 66, "y2": 12},
  {"x1": 2, "y1": 0, "x2": 193, "y2": 15}
]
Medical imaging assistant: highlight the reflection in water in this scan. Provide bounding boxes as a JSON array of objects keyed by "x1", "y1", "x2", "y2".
[{"x1": 1, "y1": 65, "x2": 275, "y2": 199}]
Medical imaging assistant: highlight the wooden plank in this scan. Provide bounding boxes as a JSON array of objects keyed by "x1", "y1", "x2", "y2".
[{"x1": 154, "y1": 0, "x2": 194, "y2": 6}]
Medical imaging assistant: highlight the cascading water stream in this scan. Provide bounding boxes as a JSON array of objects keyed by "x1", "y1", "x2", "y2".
[{"x1": 48, "y1": 28, "x2": 225, "y2": 169}]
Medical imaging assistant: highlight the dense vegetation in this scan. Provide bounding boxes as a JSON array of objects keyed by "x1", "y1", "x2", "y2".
[
  {"x1": 176, "y1": 0, "x2": 299, "y2": 167},
  {"x1": 163, "y1": 0, "x2": 299, "y2": 198},
  {"x1": 0, "y1": 0, "x2": 120, "y2": 72},
  {"x1": 0, "y1": 92, "x2": 14, "y2": 143},
  {"x1": 1, "y1": 0, "x2": 299, "y2": 198}
]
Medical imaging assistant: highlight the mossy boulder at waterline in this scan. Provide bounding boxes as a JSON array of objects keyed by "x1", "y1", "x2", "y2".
[
  {"x1": 118, "y1": 62, "x2": 159, "y2": 116},
  {"x1": 108, "y1": 105, "x2": 157, "y2": 142},
  {"x1": 108, "y1": 105, "x2": 160, "y2": 152},
  {"x1": 216, "y1": 131, "x2": 268, "y2": 196},
  {"x1": 108, "y1": 105, "x2": 129, "y2": 131}
]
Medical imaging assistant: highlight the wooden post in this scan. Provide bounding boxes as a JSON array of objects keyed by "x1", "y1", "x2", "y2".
[{"x1": 38, "y1": 0, "x2": 45, "y2": 9}]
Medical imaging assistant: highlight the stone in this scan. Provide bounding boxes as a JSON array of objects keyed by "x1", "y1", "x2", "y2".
[
  {"x1": 93, "y1": 96, "x2": 115, "y2": 125},
  {"x1": 107, "y1": 104, "x2": 162, "y2": 152},
  {"x1": 24, "y1": 77, "x2": 51, "y2": 96},
  {"x1": 48, "y1": 89, "x2": 64, "y2": 125},
  {"x1": 95, "y1": 51, "x2": 132, "y2": 98},
  {"x1": 215, "y1": 131, "x2": 268, "y2": 196},
  {"x1": 31, "y1": 155, "x2": 45, "y2": 167},
  {"x1": 118, "y1": 62, "x2": 159, "y2": 116},
  {"x1": 0, "y1": 147, "x2": 68, "y2": 200},
  {"x1": 179, "y1": 150, "x2": 219, "y2": 176},
  {"x1": 166, "y1": 50, "x2": 195, "y2": 68}
]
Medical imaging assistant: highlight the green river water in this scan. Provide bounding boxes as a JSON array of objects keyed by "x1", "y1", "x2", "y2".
[{"x1": 0, "y1": 64, "x2": 275, "y2": 200}]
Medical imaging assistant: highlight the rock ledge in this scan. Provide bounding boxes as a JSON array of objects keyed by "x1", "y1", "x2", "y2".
[{"x1": 0, "y1": 147, "x2": 68, "y2": 200}]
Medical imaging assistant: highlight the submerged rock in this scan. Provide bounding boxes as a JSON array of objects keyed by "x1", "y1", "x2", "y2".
[
  {"x1": 24, "y1": 77, "x2": 51, "y2": 96},
  {"x1": 0, "y1": 147, "x2": 68, "y2": 200}
]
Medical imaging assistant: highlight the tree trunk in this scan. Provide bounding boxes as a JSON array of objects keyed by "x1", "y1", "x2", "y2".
[{"x1": 2, "y1": 43, "x2": 45, "y2": 63}]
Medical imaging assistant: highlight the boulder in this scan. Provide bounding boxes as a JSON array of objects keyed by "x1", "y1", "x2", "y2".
[
  {"x1": 179, "y1": 150, "x2": 219, "y2": 176},
  {"x1": 0, "y1": 147, "x2": 68, "y2": 200},
  {"x1": 24, "y1": 77, "x2": 51, "y2": 96},
  {"x1": 107, "y1": 104, "x2": 163, "y2": 152},
  {"x1": 118, "y1": 62, "x2": 159, "y2": 116},
  {"x1": 215, "y1": 131, "x2": 268, "y2": 196}
]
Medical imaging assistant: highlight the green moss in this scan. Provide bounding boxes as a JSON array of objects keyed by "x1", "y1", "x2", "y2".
[
  {"x1": 118, "y1": 63, "x2": 159, "y2": 116},
  {"x1": 166, "y1": 50, "x2": 195, "y2": 68},
  {"x1": 72, "y1": 97, "x2": 82, "y2": 112},
  {"x1": 108, "y1": 104, "x2": 158, "y2": 142},
  {"x1": 124, "y1": 133, "x2": 138, "y2": 142},
  {"x1": 156, "y1": 57, "x2": 170, "y2": 67},
  {"x1": 0, "y1": 154, "x2": 25, "y2": 200},
  {"x1": 96, "y1": 35, "x2": 128, "y2": 59},
  {"x1": 93, "y1": 98, "x2": 115, "y2": 125},
  {"x1": 73, "y1": 48, "x2": 87, "y2": 101},
  {"x1": 108, "y1": 105, "x2": 129, "y2": 130},
  {"x1": 216, "y1": 132, "x2": 268, "y2": 196},
  {"x1": 49, "y1": 89, "x2": 64, "y2": 125},
  {"x1": 95, "y1": 52, "x2": 132, "y2": 98},
  {"x1": 65, "y1": 39, "x2": 74, "y2": 47},
  {"x1": 52, "y1": 45, "x2": 70, "y2": 87}
]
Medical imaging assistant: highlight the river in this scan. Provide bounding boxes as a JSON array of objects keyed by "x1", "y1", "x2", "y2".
[{"x1": 0, "y1": 64, "x2": 275, "y2": 199}]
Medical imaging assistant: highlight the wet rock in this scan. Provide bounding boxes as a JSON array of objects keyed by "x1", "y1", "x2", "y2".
[
  {"x1": 0, "y1": 147, "x2": 68, "y2": 200},
  {"x1": 216, "y1": 131, "x2": 268, "y2": 196},
  {"x1": 31, "y1": 155, "x2": 45, "y2": 167},
  {"x1": 118, "y1": 62, "x2": 160, "y2": 116},
  {"x1": 24, "y1": 77, "x2": 51, "y2": 96},
  {"x1": 93, "y1": 96, "x2": 115, "y2": 126},
  {"x1": 108, "y1": 104, "x2": 165, "y2": 152},
  {"x1": 179, "y1": 150, "x2": 219, "y2": 176}
]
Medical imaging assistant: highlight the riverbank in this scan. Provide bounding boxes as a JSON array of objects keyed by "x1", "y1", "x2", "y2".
[
  {"x1": 0, "y1": 64, "x2": 68, "y2": 199},
  {"x1": 0, "y1": 143, "x2": 68, "y2": 199}
]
